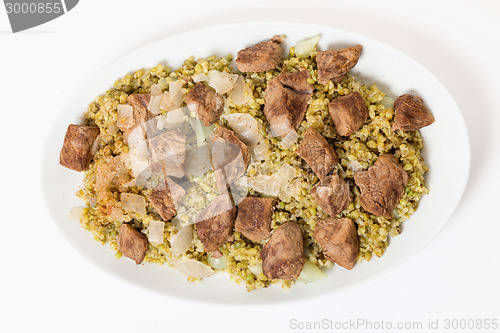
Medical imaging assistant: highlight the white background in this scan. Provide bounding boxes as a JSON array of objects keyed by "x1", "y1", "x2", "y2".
[{"x1": 1, "y1": 0, "x2": 499, "y2": 332}]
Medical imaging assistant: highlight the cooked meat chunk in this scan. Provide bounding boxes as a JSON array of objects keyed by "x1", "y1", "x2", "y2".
[
  {"x1": 123, "y1": 94, "x2": 156, "y2": 142},
  {"x1": 393, "y1": 94, "x2": 435, "y2": 131},
  {"x1": 148, "y1": 131, "x2": 186, "y2": 178},
  {"x1": 60, "y1": 124, "x2": 100, "y2": 171},
  {"x1": 264, "y1": 70, "x2": 313, "y2": 137},
  {"x1": 148, "y1": 178, "x2": 186, "y2": 222},
  {"x1": 354, "y1": 154, "x2": 409, "y2": 219},
  {"x1": 186, "y1": 82, "x2": 224, "y2": 126},
  {"x1": 117, "y1": 224, "x2": 148, "y2": 264},
  {"x1": 316, "y1": 45, "x2": 362, "y2": 85},
  {"x1": 211, "y1": 126, "x2": 250, "y2": 191},
  {"x1": 195, "y1": 191, "x2": 236, "y2": 252},
  {"x1": 127, "y1": 94, "x2": 153, "y2": 123},
  {"x1": 234, "y1": 197, "x2": 277, "y2": 241},
  {"x1": 296, "y1": 128, "x2": 339, "y2": 180},
  {"x1": 328, "y1": 92, "x2": 369, "y2": 136},
  {"x1": 261, "y1": 221, "x2": 306, "y2": 280},
  {"x1": 311, "y1": 173, "x2": 352, "y2": 217},
  {"x1": 235, "y1": 35, "x2": 284, "y2": 72},
  {"x1": 314, "y1": 217, "x2": 358, "y2": 270}
]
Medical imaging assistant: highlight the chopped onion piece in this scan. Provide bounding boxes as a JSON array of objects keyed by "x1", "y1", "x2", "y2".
[
  {"x1": 247, "y1": 175, "x2": 280, "y2": 197},
  {"x1": 283, "y1": 178, "x2": 302, "y2": 197},
  {"x1": 294, "y1": 35, "x2": 321, "y2": 59},
  {"x1": 297, "y1": 261, "x2": 327, "y2": 283},
  {"x1": 91, "y1": 134, "x2": 101, "y2": 156},
  {"x1": 269, "y1": 121, "x2": 293, "y2": 138},
  {"x1": 280, "y1": 129, "x2": 299, "y2": 149},
  {"x1": 148, "y1": 220, "x2": 165, "y2": 245},
  {"x1": 172, "y1": 258, "x2": 214, "y2": 279},
  {"x1": 192, "y1": 73, "x2": 208, "y2": 82},
  {"x1": 158, "y1": 91, "x2": 170, "y2": 111},
  {"x1": 272, "y1": 163, "x2": 298, "y2": 188},
  {"x1": 248, "y1": 263, "x2": 263, "y2": 276},
  {"x1": 208, "y1": 70, "x2": 238, "y2": 95},
  {"x1": 67, "y1": 207, "x2": 85, "y2": 222},
  {"x1": 190, "y1": 118, "x2": 205, "y2": 147},
  {"x1": 347, "y1": 160, "x2": 364, "y2": 172},
  {"x1": 380, "y1": 96, "x2": 394, "y2": 109},
  {"x1": 148, "y1": 95, "x2": 162, "y2": 115},
  {"x1": 207, "y1": 253, "x2": 227, "y2": 269},
  {"x1": 249, "y1": 144, "x2": 270, "y2": 162},
  {"x1": 222, "y1": 113, "x2": 259, "y2": 145},
  {"x1": 120, "y1": 193, "x2": 147, "y2": 216},
  {"x1": 228, "y1": 75, "x2": 252, "y2": 105},
  {"x1": 184, "y1": 145, "x2": 213, "y2": 176},
  {"x1": 169, "y1": 80, "x2": 186, "y2": 110},
  {"x1": 117, "y1": 104, "x2": 135, "y2": 131},
  {"x1": 150, "y1": 83, "x2": 163, "y2": 96},
  {"x1": 170, "y1": 225, "x2": 193, "y2": 256}
]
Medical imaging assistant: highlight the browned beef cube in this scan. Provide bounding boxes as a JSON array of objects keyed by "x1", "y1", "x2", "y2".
[
  {"x1": 185, "y1": 82, "x2": 224, "y2": 126},
  {"x1": 296, "y1": 128, "x2": 339, "y2": 180},
  {"x1": 264, "y1": 70, "x2": 313, "y2": 137},
  {"x1": 195, "y1": 191, "x2": 236, "y2": 252},
  {"x1": 117, "y1": 224, "x2": 148, "y2": 264},
  {"x1": 316, "y1": 45, "x2": 362, "y2": 85},
  {"x1": 314, "y1": 217, "x2": 358, "y2": 270},
  {"x1": 393, "y1": 94, "x2": 435, "y2": 131},
  {"x1": 127, "y1": 94, "x2": 153, "y2": 123},
  {"x1": 234, "y1": 197, "x2": 277, "y2": 242},
  {"x1": 148, "y1": 131, "x2": 186, "y2": 178},
  {"x1": 354, "y1": 154, "x2": 409, "y2": 219},
  {"x1": 122, "y1": 94, "x2": 154, "y2": 144},
  {"x1": 261, "y1": 221, "x2": 306, "y2": 280},
  {"x1": 235, "y1": 35, "x2": 284, "y2": 72},
  {"x1": 311, "y1": 173, "x2": 352, "y2": 217},
  {"x1": 328, "y1": 92, "x2": 369, "y2": 136},
  {"x1": 147, "y1": 178, "x2": 186, "y2": 222},
  {"x1": 60, "y1": 124, "x2": 100, "y2": 171},
  {"x1": 211, "y1": 126, "x2": 250, "y2": 192}
]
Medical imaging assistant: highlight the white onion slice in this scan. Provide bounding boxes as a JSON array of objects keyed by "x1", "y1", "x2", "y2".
[
  {"x1": 222, "y1": 113, "x2": 259, "y2": 145},
  {"x1": 67, "y1": 207, "x2": 85, "y2": 222},
  {"x1": 148, "y1": 220, "x2": 165, "y2": 245},
  {"x1": 283, "y1": 178, "x2": 302, "y2": 197},
  {"x1": 91, "y1": 134, "x2": 101, "y2": 156},
  {"x1": 247, "y1": 175, "x2": 280, "y2": 197},
  {"x1": 170, "y1": 225, "x2": 194, "y2": 256},
  {"x1": 117, "y1": 104, "x2": 135, "y2": 131},
  {"x1": 168, "y1": 80, "x2": 186, "y2": 110},
  {"x1": 228, "y1": 75, "x2": 252, "y2": 105},
  {"x1": 172, "y1": 258, "x2": 214, "y2": 279},
  {"x1": 150, "y1": 83, "x2": 163, "y2": 96},
  {"x1": 249, "y1": 144, "x2": 270, "y2": 162},
  {"x1": 294, "y1": 35, "x2": 321, "y2": 59},
  {"x1": 148, "y1": 95, "x2": 162, "y2": 115},
  {"x1": 272, "y1": 162, "x2": 298, "y2": 188},
  {"x1": 347, "y1": 160, "x2": 364, "y2": 172},
  {"x1": 297, "y1": 261, "x2": 327, "y2": 283},
  {"x1": 120, "y1": 193, "x2": 147, "y2": 216},
  {"x1": 207, "y1": 253, "x2": 227, "y2": 269},
  {"x1": 280, "y1": 129, "x2": 299, "y2": 150},
  {"x1": 248, "y1": 263, "x2": 263, "y2": 276},
  {"x1": 208, "y1": 70, "x2": 238, "y2": 95},
  {"x1": 192, "y1": 73, "x2": 208, "y2": 82}
]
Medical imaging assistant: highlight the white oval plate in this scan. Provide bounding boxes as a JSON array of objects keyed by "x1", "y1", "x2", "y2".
[{"x1": 42, "y1": 22, "x2": 470, "y2": 303}]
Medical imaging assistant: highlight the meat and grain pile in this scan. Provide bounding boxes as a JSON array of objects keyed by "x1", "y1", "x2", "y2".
[{"x1": 60, "y1": 35, "x2": 434, "y2": 290}]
